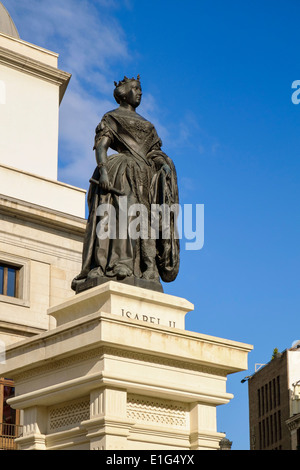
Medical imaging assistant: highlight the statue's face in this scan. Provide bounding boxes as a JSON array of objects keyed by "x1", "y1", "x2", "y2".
[{"x1": 124, "y1": 81, "x2": 142, "y2": 108}]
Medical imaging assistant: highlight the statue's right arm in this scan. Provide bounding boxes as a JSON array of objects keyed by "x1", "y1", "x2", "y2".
[{"x1": 95, "y1": 135, "x2": 111, "y2": 191}]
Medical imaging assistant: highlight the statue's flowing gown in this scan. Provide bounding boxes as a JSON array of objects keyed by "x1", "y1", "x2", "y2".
[{"x1": 72, "y1": 107, "x2": 179, "y2": 290}]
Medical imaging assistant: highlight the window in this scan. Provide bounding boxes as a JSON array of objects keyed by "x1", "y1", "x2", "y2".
[
  {"x1": 0, "y1": 264, "x2": 20, "y2": 298},
  {"x1": 258, "y1": 389, "x2": 261, "y2": 417},
  {"x1": 0, "y1": 378, "x2": 21, "y2": 450},
  {"x1": 276, "y1": 376, "x2": 281, "y2": 406},
  {"x1": 2, "y1": 382, "x2": 16, "y2": 426},
  {"x1": 0, "y1": 257, "x2": 30, "y2": 308}
]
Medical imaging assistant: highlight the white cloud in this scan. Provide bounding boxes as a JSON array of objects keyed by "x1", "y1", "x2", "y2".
[
  {"x1": 58, "y1": 89, "x2": 115, "y2": 188},
  {"x1": 138, "y1": 92, "x2": 170, "y2": 146}
]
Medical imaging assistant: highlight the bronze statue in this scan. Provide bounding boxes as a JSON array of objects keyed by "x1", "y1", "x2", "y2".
[{"x1": 72, "y1": 76, "x2": 179, "y2": 293}]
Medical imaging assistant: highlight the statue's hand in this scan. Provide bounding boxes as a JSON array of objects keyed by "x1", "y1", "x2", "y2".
[
  {"x1": 99, "y1": 168, "x2": 110, "y2": 191},
  {"x1": 162, "y1": 164, "x2": 171, "y2": 178}
]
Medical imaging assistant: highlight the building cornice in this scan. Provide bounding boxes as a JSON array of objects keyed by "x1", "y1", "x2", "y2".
[
  {"x1": 0, "y1": 44, "x2": 71, "y2": 102},
  {"x1": 0, "y1": 320, "x2": 45, "y2": 337},
  {"x1": 286, "y1": 413, "x2": 300, "y2": 431},
  {"x1": 0, "y1": 194, "x2": 86, "y2": 236}
]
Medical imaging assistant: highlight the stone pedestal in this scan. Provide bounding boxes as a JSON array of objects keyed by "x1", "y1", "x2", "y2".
[{"x1": 0, "y1": 281, "x2": 252, "y2": 450}]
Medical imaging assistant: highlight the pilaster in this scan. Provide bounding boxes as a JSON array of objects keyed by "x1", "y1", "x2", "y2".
[
  {"x1": 15, "y1": 405, "x2": 47, "y2": 450},
  {"x1": 190, "y1": 403, "x2": 224, "y2": 450},
  {"x1": 83, "y1": 387, "x2": 132, "y2": 450}
]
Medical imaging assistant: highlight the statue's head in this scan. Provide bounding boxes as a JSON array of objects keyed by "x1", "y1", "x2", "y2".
[{"x1": 114, "y1": 75, "x2": 142, "y2": 108}]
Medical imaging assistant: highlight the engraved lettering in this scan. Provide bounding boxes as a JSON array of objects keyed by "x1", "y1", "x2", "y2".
[
  {"x1": 121, "y1": 309, "x2": 133, "y2": 319},
  {"x1": 120, "y1": 308, "x2": 174, "y2": 327}
]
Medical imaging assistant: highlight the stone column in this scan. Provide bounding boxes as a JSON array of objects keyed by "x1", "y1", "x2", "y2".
[
  {"x1": 82, "y1": 387, "x2": 132, "y2": 450},
  {"x1": 190, "y1": 402, "x2": 224, "y2": 450},
  {"x1": 15, "y1": 406, "x2": 47, "y2": 450}
]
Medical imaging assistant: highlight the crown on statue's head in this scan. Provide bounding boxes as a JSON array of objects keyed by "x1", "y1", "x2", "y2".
[{"x1": 114, "y1": 75, "x2": 140, "y2": 88}]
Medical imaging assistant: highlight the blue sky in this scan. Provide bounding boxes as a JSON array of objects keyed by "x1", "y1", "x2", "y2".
[{"x1": 4, "y1": 0, "x2": 300, "y2": 450}]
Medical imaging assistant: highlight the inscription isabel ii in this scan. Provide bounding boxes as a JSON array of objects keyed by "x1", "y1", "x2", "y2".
[{"x1": 121, "y1": 309, "x2": 176, "y2": 328}]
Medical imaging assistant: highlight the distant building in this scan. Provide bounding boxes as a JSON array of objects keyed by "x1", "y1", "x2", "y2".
[{"x1": 247, "y1": 342, "x2": 300, "y2": 450}]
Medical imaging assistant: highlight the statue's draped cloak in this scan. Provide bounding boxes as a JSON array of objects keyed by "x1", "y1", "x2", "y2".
[{"x1": 73, "y1": 108, "x2": 179, "y2": 289}]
